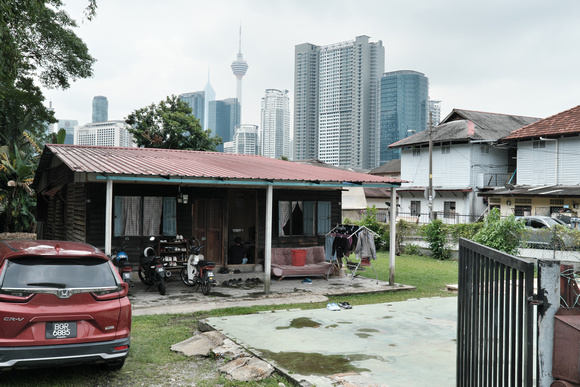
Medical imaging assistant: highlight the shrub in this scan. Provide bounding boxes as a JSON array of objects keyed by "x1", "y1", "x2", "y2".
[
  {"x1": 422, "y1": 219, "x2": 450, "y2": 260},
  {"x1": 447, "y1": 222, "x2": 483, "y2": 244},
  {"x1": 473, "y1": 208, "x2": 525, "y2": 255}
]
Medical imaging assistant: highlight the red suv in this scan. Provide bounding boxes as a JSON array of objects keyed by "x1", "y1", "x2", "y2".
[{"x1": 0, "y1": 240, "x2": 131, "y2": 371}]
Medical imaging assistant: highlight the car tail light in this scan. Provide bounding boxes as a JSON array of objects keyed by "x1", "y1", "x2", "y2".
[
  {"x1": 91, "y1": 282, "x2": 129, "y2": 301},
  {"x1": 0, "y1": 292, "x2": 35, "y2": 303},
  {"x1": 114, "y1": 345, "x2": 129, "y2": 351}
]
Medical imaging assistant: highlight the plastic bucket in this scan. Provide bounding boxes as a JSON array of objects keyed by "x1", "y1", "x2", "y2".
[{"x1": 291, "y1": 249, "x2": 307, "y2": 266}]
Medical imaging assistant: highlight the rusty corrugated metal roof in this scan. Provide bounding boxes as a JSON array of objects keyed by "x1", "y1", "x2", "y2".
[
  {"x1": 502, "y1": 104, "x2": 580, "y2": 140},
  {"x1": 38, "y1": 145, "x2": 402, "y2": 186}
]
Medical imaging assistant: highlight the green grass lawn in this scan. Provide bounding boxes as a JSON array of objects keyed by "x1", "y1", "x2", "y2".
[{"x1": 1, "y1": 253, "x2": 458, "y2": 386}]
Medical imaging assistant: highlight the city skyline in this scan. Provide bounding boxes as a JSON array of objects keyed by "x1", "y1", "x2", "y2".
[{"x1": 43, "y1": 1, "x2": 580, "y2": 143}]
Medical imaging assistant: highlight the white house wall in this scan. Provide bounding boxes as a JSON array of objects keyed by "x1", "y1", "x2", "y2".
[{"x1": 517, "y1": 137, "x2": 580, "y2": 185}]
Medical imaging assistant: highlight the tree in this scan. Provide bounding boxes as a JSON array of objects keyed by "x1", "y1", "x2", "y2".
[
  {"x1": 0, "y1": 141, "x2": 39, "y2": 232},
  {"x1": 0, "y1": 0, "x2": 96, "y2": 146},
  {"x1": 126, "y1": 95, "x2": 222, "y2": 151}
]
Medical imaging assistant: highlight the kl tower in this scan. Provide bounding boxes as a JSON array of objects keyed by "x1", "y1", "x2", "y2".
[{"x1": 231, "y1": 26, "x2": 249, "y2": 120}]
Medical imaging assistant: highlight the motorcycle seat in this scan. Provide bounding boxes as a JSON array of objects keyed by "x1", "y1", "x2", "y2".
[{"x1": 197, "y1": 260, "x2": 215, "y2": 268}]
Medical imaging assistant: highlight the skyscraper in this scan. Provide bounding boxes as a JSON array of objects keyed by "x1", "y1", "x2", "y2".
[
  {"x1": 208, "y1": 98, "x2": 240, "y2": 151},
  {"x1": 204, "y1": 72, "x2": 215, "y2": 131},
  {"x1": 429, "y1": 100, "x2": 442, "y2": 127},
  {"x1": 92, "y1": 96, "x2": 108, "y2": 123},
  {"x1": 379, "y1": 70, "x2": 429, "y2": 164},
  {"x1": 231, "y1": 26, "x2": 248, "y2": 120},
  {"x1": 293, "y1": 36, "x2": 384, "y2": 169},
  {"x1": 55, "y1": 119, "x2": 78, "y2": 144},
  {"x1": 233, "y1": 124, "x2": 259, "y2": 155},
  {"x1": 260, "y1": 89, "x2": 290, "y2": 159},
  {"x1": 179, "y1": 91, "x2": 205, "y2": 129},
  {"x1": 75, "y1": 121, "x2": 134, "y2": 147}
]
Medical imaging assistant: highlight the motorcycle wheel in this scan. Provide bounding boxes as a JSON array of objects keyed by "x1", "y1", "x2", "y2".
[
  {"x1": 157, "y1": 275, "x2": 166, "y2": 295},
  {"x1": 201, "y1": 278, "x2": 211, "y2": 295},
  {"x1": 180, "y1": 268, "x2": 195, "y2": 286},
  {"x1": 138, "y1": 266, "x2": 154, "y2": 286}
]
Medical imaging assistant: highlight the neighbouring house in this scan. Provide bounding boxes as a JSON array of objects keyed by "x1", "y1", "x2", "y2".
[
  {"x1": 482, "y1": 104, "x2": 580, "y2": 226},
  {"x1": 389, "y1": 109, "x2": 540, "y2": 224},
  {"x1": 32, "y1": 145, "x2": 402, "y2": 275},
  {"x1": 296, "y1": 159, "x2": 395, "y2": 222}
]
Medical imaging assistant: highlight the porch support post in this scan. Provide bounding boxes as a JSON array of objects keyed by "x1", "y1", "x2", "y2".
[
  {"x1": 537, "y1": 259, "x2": 560, "y2": 387},
  {"x1": 389, "y1": 186, "x2": 396, "y2": 285},
  {"x1": 105, "y1": 179, "x2": 113, "y2": 256},
  {"x1": 264, "y1": 184, "x2": 273, "y2": 294}
]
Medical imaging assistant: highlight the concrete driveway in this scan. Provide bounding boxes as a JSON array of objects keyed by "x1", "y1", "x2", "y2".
[{"x1": 205, "y1": 297, "x2": 457, "y2": 387}]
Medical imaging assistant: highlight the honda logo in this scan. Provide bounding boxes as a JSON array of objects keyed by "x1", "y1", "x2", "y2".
[{"x1": 57, "y1": 289, "x2": 72, "y2": 299}]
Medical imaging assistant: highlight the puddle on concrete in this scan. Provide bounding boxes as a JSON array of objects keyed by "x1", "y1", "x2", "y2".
[
  {"x1": 205, "y1": 291, "x2": 229, "y2": 297},
  {"x1": 326, "y1": 324, "x2": 339, "y2": 329},
  {"x1": 257, "y1": 350, "x2": 378, "y2": 376},
  {"x1": 358, "y1": 328, "x2": 380, "y2": 333},
  {"x1": 382, "y1": 315, "x2": 394, "y2": 319},
  {"x1": 337, "y1": 321, "x2": 353, "y2": 324},
  {"x1": 276, "y1": 317, "x2": 322, "y2": 330},
  {"x1": 355, "y1": 333, "x2": 372, "y2": 338}
]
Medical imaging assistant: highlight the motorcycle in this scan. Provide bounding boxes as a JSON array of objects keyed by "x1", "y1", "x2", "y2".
[
  {"x1": 138, "y1": 237, "x2": 170, "y2": 295},
  {"x1": 111, "y1": 245, "x2": 133, "y2": 286},
  {"x1": 180, "y1": 237, "x2": 215, "y2": 295}
]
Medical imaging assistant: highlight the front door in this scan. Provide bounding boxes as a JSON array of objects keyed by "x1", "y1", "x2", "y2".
[{"x1": 192, "y1": 198, "x2": 224, "y2": 265}]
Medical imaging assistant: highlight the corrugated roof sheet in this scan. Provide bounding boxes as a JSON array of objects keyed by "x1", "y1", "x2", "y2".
[
  {"x1": 389, "y1": 109, "x2": 540, "y2": 148},
  {"x1": 502, "y1": 105, "x2": 580, "y2": 140},
  {"x1": 38, "y1": 145, "x2": 402, "y2": 186}
]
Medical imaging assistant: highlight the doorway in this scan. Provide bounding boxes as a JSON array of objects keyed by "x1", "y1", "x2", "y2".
[
  {"x1": 192, "y1": 198, "x2": 224, "y2": 265},
  {"x1": 227, "y1": 190, "x2": 257, "y2": 264}
]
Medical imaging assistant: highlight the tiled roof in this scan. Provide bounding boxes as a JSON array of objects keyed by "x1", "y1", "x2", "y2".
[
  {"x1": 389, "y1": 109, "x2": 540, "y2": 148},
  {"x1": 502, "y1": 105, "x2": 580, "y2": 140},
  {"x1": 35, "y1": 145, "x2": 402, "y2": 187},
  {"x1": 369, "y1": 159, "x2": 401, "y2": 174}
]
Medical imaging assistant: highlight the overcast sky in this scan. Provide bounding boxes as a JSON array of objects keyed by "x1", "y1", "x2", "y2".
[{"x1": 45, "y1": 0, "x2": 580, "y2": 132}]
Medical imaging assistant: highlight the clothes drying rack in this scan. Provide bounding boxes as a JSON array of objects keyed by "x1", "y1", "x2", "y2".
[{"x1": 327, "y1": 224, "x2": 379, "y2": 285}]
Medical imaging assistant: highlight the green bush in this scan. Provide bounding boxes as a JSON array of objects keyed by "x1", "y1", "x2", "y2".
[
  {"x1": 422, "y1": 219, "x2": 450, "y2": 260},
  {"x1": 473, "y1": 208, "x2": 525, "y2": 255},
  {"x1": 447, "y1": 222, "x2": 483, "y2": 244}
]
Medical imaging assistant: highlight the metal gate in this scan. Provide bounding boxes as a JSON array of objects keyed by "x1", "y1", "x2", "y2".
[{"x1": 457, "y1": 238, "x2": 538, "y2": 386}]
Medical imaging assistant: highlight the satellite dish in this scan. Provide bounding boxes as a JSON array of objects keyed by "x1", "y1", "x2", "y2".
[{"x1": 505, "y1": 183, "x2": 515, "y2": 190}]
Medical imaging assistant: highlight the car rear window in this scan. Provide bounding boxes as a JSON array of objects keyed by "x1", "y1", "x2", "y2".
[{"x1": 1, "y1": 257, "x2": 117, "y2": 289}]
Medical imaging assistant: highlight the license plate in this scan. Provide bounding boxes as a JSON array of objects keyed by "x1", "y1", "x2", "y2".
[
  {"x1": 156, "y1": 266, "x2": 165, "y2": 273},
  {"x1": 46, "y1": 322, "x2": 77, "y2": 339},
  {"x1": 122, "y1": 273, "x2": 131, "y2": 279},
  {"x1": 207, "y1": 271, "x2": 214, "y2": 277}
]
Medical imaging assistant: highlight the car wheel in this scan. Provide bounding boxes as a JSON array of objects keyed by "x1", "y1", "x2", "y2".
[{"x1": 102, "y1": 358, "x2": 125, "y2": 371}]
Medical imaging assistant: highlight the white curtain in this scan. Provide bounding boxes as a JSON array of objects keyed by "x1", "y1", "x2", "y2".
[
  {"x1": 122, "y1": 197, "x2": 141, "y2": 236},
  {"x1": 279, "y1": 201, "x2": 291, "y2": 236},
  {"x1": 143, "y1": 197, "x2": 162, "y2": 236}
]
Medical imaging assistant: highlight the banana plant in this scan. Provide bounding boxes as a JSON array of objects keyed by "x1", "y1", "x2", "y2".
[{"x1": 0, "y1": 142, "x2": 37, "y2": 232}]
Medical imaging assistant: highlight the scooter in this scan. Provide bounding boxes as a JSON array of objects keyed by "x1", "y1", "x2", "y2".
[
  {"x1": 180, "y1": 237, "x2": 215, "y2": 295},
  {"x1": 111, "y1": 245, "x2": 133, "y2": 286},
  {"x1": 138, "y1": 237, "x2": 170, "y2": 295}
]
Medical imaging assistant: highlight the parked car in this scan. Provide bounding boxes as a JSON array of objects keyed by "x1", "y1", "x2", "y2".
[
  {"x1": 517, "y1": 216, "x2": 577, "y2": 249},
  {"x1": 0, "y1": 240, "x2": 131, "y2": 371}
]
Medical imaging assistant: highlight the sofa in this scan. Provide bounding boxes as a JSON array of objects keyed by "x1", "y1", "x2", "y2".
[{"x1": 271, "y1": 246, "x2": 333, "y2": 280}]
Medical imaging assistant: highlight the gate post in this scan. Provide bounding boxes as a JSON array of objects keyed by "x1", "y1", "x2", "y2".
[{"x1": 537, "y1": 259, "x2": 560, "y2": 387}]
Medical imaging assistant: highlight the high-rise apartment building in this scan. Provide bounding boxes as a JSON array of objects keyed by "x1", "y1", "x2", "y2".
[
  {"x1": 92, "y1": 96, "x2": 108, "y2": 123},
  {"x1": 293, "y1": 36, "x2": 384, "y2": 169},
  {"x1": 429, "y1": 100, "x2": 442, "y2": 127},
  {"x1": 260, "y1": 89, "x2": 290, "y2": 159},
  {"x1": 233, "y1": 124, "x2": 259, "y2": 155},
  {"x1": 380, "y1": 70, "x2": 429, "y2": 164},
  {"x1": 208, "y1": 98, "x2": 240, "y2": 151},
  {"x1": 75, "y1": 121, "x2": 135, "y2": 147},
  {"x1": 54, "y1": 119, "x2": 78, "y2": 144},
  {"x1": 179, "y1": 91, "x2": 205, "y2": 129}
]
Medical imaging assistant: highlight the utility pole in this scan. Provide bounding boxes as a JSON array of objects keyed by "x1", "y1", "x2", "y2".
[{"x1": 428, "y1": 112, "x2": 434, "y2": 221}]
